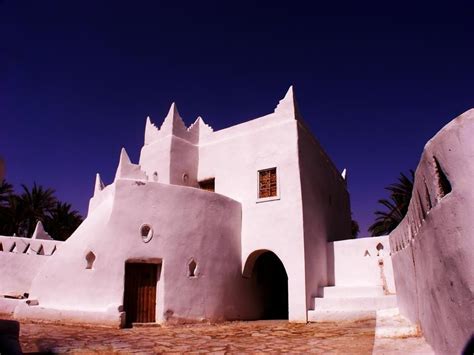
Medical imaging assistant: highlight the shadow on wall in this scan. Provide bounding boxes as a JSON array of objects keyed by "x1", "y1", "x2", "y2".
[{"x1": 327, "y1": 244, "x2": 335, "y2": 286}]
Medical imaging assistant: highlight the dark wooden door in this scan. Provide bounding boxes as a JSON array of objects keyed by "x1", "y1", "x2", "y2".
[{"x1": 124, "y1": 263, "x2": 158, "y2": 326}]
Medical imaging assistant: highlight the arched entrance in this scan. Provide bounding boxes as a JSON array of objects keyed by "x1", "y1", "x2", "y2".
[{"x1": 251, "y1": 251, "x2": 288, "y2": 320}]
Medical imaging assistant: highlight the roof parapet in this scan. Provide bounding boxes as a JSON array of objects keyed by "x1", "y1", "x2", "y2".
[
  {"x1": 187, "y1": 116, "x2": 214, "y2": 144},
  {"x1": 274, "y1": 85, "x2": 302, "y2": 120},
  {"x1": 114, "y1": 147, "x2": 148, "y2": 181},
  {"x1": 159, "y1": 102, "x2": 188, "y2": 139},
  {"x1": 144, "y1": 102, "x2": 197, "y2": 144},
  {"x1": 32, "y1": 221, "x2": 53, "y2": 241},
  {"x1": 144, "y1": 116, "x2": 160, "y2": 145}
]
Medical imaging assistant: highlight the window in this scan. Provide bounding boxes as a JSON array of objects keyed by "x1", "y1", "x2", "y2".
[
  {"x1": 258, "y1": 168, "x2": 277, "y2": 198},
  {"x1": 199, "y1": 178, "x2": 215, "y2": 192},
  {"x1": 86, "y1": 251, "x2": 96, "y2": 269},
  {"x1": 188, "y1": 259, "x2": 197, "y2": 277},
  {"x1": 140, "y1": 224, "x2": 153, "y2": 243},
  {"x1": 433, "y1": 156, "x2": 452, "y2": 199}
]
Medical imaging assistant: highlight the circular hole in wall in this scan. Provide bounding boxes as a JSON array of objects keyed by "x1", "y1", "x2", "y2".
[
  {"x1": 153, "y1": 171, "x2": 158, "y2": 182},
  {"x1": 140, "y1": 224, "x2": 153, "y2": 243}
]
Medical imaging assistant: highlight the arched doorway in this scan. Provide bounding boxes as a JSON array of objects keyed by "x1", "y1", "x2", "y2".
[{"x1": 252, "y1": 251, "x2": 288, "y2": 320}]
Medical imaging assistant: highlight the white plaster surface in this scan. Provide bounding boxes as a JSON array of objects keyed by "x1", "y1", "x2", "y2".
[
  {"x1": 389, "y1": 109, "x2": 474, "y2": 354},
  {"x1": 0, "y1": 236, "x2": 60, "y2": 296},
  {"x1": 328, "y1": 236, "x2": 395, "y2": 293},
  {"x1": 306, "y1": 236, "x2": 397, "y2": 322},
  {"x1": 22, "y1": 180, "x2": 256, "y2": 326},
  {"x1": 0, "y1": 87, "x2": 377, "y2": 327},
  {"x1": 31, "y1": 221, "x2": 53, "y2": 240}
]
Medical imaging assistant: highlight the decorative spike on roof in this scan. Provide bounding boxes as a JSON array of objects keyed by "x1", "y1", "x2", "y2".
[
  {"x1": 274, "y1": 85, "x2": 302, "y2": 120},
  {"x1": 341, "y1": 168, "x2": 348, "y2": 186},
  {"x1": 118, "y1": 147, "x2": 131, "y2": 165},
  {"x1": 341, "y1": 168, "x2": 347, "y2": 180},
  {"x1": 159, "y1": 102, "x2": 188, "y2": 137},
  {"x1": 32, "y1": 221, "x2": 53, "y2": 240},
  {"x1": 187, "y1": 116, "x2": 214, "y2": 144},
  {"x1": 94, "y1": 173, "x2": 105, "y2": 196},
  {"x1": 114, "y1": 147, "x2": 148, "y2": 181},
  {"x1": 144, "y1": 116, "x2": 160, "y2": 145}
]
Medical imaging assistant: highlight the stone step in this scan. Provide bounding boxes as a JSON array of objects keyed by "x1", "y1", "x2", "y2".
[
  {"x1": 313, "y1": 295, "x2": 397, "y2": 311},
  {"x1": 319, "y1": 286, "x2": 385, "y2": 298},
  {"x1": 308, "y1": 309, "x2": 376, "y2": 322},
  {"x1": 374, "y1": 308, "x2": 420, "y2": 338}
]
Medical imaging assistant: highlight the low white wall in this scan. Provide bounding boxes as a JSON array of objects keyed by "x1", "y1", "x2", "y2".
[
  {"x1": 327, "y1": 236, "x2": 395, "y2": 293},
  {"x1": 0, "y1": 236, "x2": 60, "y2": 296}
]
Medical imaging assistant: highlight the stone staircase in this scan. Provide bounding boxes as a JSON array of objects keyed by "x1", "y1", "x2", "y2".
[{"x1": 308, "y1": 285, "x2": 398, "y2": 322}]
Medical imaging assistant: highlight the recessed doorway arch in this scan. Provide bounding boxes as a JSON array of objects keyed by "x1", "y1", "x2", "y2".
[{"x1": 244, "y1": 249, "x2": 288, "y2": 320}]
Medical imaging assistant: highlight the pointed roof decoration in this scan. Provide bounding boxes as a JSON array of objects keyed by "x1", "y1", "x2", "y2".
[
  {"x1": 274, "y1": 85, "x2": 302, "y2": 120},
  {"x1": 159, "y1": 102, "x2": 188, "y2": 138},
  {"x1": 32, "y1": 221, "x2": 53, "y2": 240},
  {"x1": 144, "y1": 116, "x2": 160, "y2": 145},
  {"x1": 187, "y1": 116, "x2": 214, "y2": 144},
  {"x1": 114, "y1": 147, "x2": 148, "y2": 181},
  {"x1": 341, "y1": 168, "x2": 348, "y2": 186},
  {"x1": 94, "y1": 173, "x2": 105, "y2": 196},
  {"x1": 117, "y1": 147, "x2": 131, "y2": 167},
  {"x1": 341, "y1": 168, "x2": 347, "y2": 180},
  {"x1": 115, "y1": 147, "x2": 132, "y2": 179}
]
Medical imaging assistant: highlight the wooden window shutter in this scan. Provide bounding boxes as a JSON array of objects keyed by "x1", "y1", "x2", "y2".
[{"x1": 259, "y1": 168, "x2": 277, "y2": 198}]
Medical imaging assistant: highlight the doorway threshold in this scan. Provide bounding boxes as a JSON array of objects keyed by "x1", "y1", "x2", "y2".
[{"x1": 132, "y1": 322, "x2": 161, "y2": 328}]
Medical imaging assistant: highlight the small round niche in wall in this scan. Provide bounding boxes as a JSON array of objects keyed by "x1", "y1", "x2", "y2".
[
  {"x1": 182, "y1": 173, "x2": 189, "y2": 183},
  {"x1": 153, "y1": 171, "x2": 158, "y2": 182},
  {"x1": 140, "y1": 224, "x2": 153, "y2": 243}
]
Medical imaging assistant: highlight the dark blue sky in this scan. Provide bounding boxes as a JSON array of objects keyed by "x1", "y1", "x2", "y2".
[{"x1": 1, "y1": 1, "x2": 472, "y2": 236}]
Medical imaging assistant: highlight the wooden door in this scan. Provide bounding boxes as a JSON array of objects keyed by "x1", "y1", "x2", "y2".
[{"x1": 124, "y1": 263, "x2": 158, "y2": 326}]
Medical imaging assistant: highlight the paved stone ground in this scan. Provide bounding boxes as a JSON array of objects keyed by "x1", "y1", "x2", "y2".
[{"x1": 16, "y1": 319, "x2": 433, "y2": 354}]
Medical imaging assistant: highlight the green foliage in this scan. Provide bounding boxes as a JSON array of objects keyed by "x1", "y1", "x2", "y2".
[
  {"x1": 0, "y1": 180, "x2": 83, "y2": 240},
  {"x1": 0, "y1": 179, "x2": 14, "y2": 207},
  {"x1": 44, "y1": 202, "x2": 83, "y2": 241},
  {"x1": 369, "y1": 170, "x2": 414, "y2": 236}
]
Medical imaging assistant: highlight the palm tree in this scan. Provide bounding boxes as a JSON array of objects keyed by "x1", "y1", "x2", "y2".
[
  {"x1": 44, "y1": 202, "x2": 83, "y2": 241},
  {"x1": 0, "y1": 180, "x2": 83, "y2": 240},
  {"x1": 0, "y1": 195, "x2": 22, "y2": 236},
  {"x1": 16, "y1": 183, "x2": 57, "y2": 237},
  {"x1": 0, "y1": 180, "x2": 15, "y2": 235},
  {"x1": 351, "y1": 219, "x2": 360, "y2": 238},
  {"x1": 0, "y1": 179, "x2": 14, "y2": 207},
  {"x1": 369, "y1": 170, "x2": 414, "y2": 236}
]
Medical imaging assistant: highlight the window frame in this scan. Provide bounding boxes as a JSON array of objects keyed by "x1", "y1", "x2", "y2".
[{"x1": 256, "y1": 167, "x2": 280, "y2": 203}]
